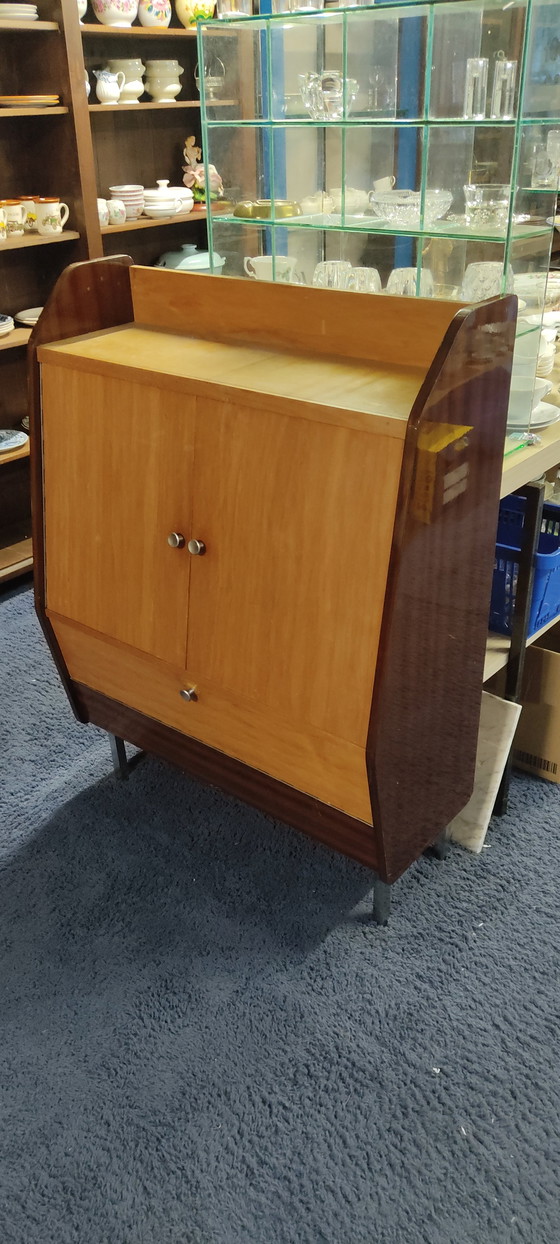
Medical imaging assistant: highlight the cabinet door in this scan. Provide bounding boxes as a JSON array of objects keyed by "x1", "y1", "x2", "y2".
[
  {"x1": 42, "y1": 366, "x2": 195, "y2": 664},
  {"x1": 186, "y1": 397, "x2": 403, "y2": 745}
]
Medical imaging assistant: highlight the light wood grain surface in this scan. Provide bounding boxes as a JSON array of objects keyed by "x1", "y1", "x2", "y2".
[
  {"x1": 130, "y1": 267, "x2": 463, "y2": 371},
  {"x1": 187, "y1": 397, "x2": 404, "y2": 745},
  {"x1": 37, "y1": 326, "x2": 424, "y2": 434},
  {"x1": 50, "y1": 614, "x2": 373, "y2": 823},
  {"x1": 42, "y1": 365, "x2": 195, "y2": 663}
]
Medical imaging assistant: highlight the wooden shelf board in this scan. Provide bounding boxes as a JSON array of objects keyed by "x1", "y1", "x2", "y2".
[
  {"x1": 0, "y1": 536, "x2": 32, "y2": 583},
  {"x1": 484, "y1": 612, "x2": 560, "y2": 683},
  {"x1": 101, "y1": 208, "x2": 207, "y2": 233},
  {"x1": 0, "y1": 230, "x2": 79, "y2": 251},
  {"x1": 88, "y1": 99, "x2": 236, "y2": 111},
  {"x1": 89, "y1": 100, "x2": 201, "y2": 111},
  {"x1": 0, "y1": 18, "x2": 59, "y2": 29},
  {"x1": 0, "y1": 440, "x2": 30, "y2": 466},
  {"x1": 0, "y1": 328, "x2": 31, "y2": 351},
  {"x1": 80, "y1": 23, "x2": 197, "y2": 35},
  {"x1": 0, "y1": 106, "x2": 68, "y2": 117}
]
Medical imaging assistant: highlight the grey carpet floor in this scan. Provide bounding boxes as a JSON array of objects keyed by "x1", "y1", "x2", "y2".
[{"x1": 1, "y1": 584, "x2": 560, "y2": 1244}]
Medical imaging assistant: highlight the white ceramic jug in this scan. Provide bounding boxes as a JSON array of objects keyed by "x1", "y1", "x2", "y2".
[{"x1": 94, "y1": 69, "x2": 125, "y2": 105}]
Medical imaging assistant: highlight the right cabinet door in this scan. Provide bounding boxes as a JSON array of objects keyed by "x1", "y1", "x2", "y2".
[{"x1": 186, "y1": 397, "x2": 403, "y2": 747}]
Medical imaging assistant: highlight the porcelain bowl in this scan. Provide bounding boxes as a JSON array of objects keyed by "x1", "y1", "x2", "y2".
[{"x1": 368, "y1": 188, "x2": 452, "y2": 227}]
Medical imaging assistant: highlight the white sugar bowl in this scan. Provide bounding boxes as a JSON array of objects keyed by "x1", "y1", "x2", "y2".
[{"x1": 107, "y1": 58, "x2": 145, "y2": 104}]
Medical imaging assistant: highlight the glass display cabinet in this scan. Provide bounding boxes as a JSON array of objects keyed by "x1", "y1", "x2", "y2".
[{"x1": 199, "y1": 0, "x2": 560, "y2": 436}]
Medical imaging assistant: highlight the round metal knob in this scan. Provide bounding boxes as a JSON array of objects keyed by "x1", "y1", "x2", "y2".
[
  {"x1": 187, "y1": 539, "x2": 206, "y2": 556},
  {"x1": 179, "y1": 687, "x2": 198, "y2": 703},
  {"x1": 167, "y1": 532, "x2": 185, "y2": 549}
]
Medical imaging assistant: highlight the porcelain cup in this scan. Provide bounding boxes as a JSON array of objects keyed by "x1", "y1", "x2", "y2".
[
  {"x1": 107, "y1": 198, "x2": 126, "y2": 224},
  {"x1": 373, "y1": 175, "x2": 395, "y2": 193},
  {"x1": 17, "y1": 197, "x2": 40, "y2": 231},
  {"x1": 35, "y1": 199, "x2": 70, "y2": 235},
  {"x1": 0, "y1": 208, "x2": 6, "y2": 242},
  {"x1": 0, "y1": 200, "x2": 26, "y2": 236},
  {"x1": 97, "y1": 197, "x2": 110, "y2": 226},
  {"x1": 244, "y1": 255, "x2": 298, "y2": 282}
]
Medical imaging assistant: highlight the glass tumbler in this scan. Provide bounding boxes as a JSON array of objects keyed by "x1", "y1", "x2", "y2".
[
  {"x1": 312, "y1": 260, "x2": 352, "y2": 290},
  {"x1": 464, "y1": 183, "x2": 509, "y2": 231},
  {"x1": 216, "y1": 0, "x2": 252, "y2": 16},
  {"x1": 346, "y1": 267, "x2": 382, "y2": 293},
  {"x1": 272, "y1": 0, "x2": 323, "y2": 10}
]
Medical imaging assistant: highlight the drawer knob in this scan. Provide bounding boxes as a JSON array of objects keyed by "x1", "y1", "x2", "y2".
[
  {"x1": 167, "y1": 532, "x2": 185, "y2": 549},
  {"x1": 187, "y1": 539, "x2": 206, "y2": 556},
  {"x1": 180, "y1": 687, "x2": 198, "y2": 703}
]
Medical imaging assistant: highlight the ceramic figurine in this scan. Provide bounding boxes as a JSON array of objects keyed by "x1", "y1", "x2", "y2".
[
  {"x1": 94, "y1": 69, "x2": 125, "y2": 105},
  {"x1": 182, "y1": 135, "x2": 223, "y2": 203},
  {"x1": 138, "y1": 0, "x2": 171, "y2": 26},
  {"x1": 91, "y1": 0, "x2": 139, "y2": 27},
  {"x1": 174, "y1": 0, "x2": 214, "y2": 26}
]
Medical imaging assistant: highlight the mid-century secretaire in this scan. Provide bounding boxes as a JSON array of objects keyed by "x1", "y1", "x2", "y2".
[{"x1": 29, "y1": 258, "x2": 516, "y2": 921}]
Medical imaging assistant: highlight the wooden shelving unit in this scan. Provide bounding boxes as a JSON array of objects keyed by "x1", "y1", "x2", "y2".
[
  {"x1": 89, "y1": 100, "x2": 201, "y2": 111},
  {"x1": 0, "y1": 329, "x2": 31, "y2": 351},
  {"x1": 101, "y1": 207, "x2": 207, "y2": 233},
  {"x1": 0, "y1": 0, "x2": 90, "y2": 585},
  {"x1": 0, "y1": 231, "x2": 80, "y2": 251},
  {"x1": 80, "y1": 23, "x2": 197, "y2": 36},
  {"x1": 0, "y1": 106, "x2": 68, "y2": 116},
  {"x1": 0, "y1": 18, "x2": 59, "y2": 29}
]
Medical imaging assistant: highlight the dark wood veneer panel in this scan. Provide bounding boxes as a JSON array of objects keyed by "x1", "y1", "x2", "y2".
[{"x1": 367, "y1": 296, "x2": 517, "y2": 883}]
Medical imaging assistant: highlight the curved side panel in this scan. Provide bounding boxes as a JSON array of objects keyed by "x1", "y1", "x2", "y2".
[
  {"x1": 367, "y1": 296, "x2": 517, "y2": 883},
  {"x1": 28, "y1": 256, "x2": 134, "y2": 722}
]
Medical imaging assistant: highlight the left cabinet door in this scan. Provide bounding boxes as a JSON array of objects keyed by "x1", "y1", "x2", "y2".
[{"x1": 42, "y1": 365, "x2": 195, "y2": 665}]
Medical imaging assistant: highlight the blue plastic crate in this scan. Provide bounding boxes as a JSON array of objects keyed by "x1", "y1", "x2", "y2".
[{"x1": 490, "y1": 495, "x2": 560, "y2": 637}]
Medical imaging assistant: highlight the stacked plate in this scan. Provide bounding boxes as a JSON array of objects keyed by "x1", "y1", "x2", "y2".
[
  {"x1": 0, "y1": 94, "x2": 60, "y2": 107},
  {"x1": 15, "y1": 306, "x2": 42, "y2": 326},
  {"x1": 0, "y1": 314, "x2": 14, "y2": 337},
  {"x1": 0, "y1": 2, "x2": 39, "y2": 18},
  {"x1": 109, "y1": 184, "x2": 144, "y2": 221}
]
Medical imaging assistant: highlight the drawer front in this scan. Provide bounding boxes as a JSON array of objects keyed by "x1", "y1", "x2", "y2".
[{"x1": 50, "y1": 614, "x2": 373, "y2": 824}]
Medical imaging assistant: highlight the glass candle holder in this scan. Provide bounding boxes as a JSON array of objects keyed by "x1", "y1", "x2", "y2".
[
  {"x1": 463, "y1": 57, "x2": 488, "y2": 120},
  {"x1": 490, "y1": 55, "x2": 517, "y2": 120}
]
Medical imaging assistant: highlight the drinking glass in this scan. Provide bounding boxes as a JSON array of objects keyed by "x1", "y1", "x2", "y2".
[
  {"x1": 312, "y1": 260, "x2": 352, "y2": 289},
  {"x1": 346, "y1": 267, "x2": 382, "y2": 293},
  {"x1": 464, "y1": 183, "x2": 509, "y2": 230},
  {"x1": 386, "y1": 268, "x2": 434, "y2": 297},
  {"x1": 217, "y1": 0, "x2": 252, "y2": 16},
  {"x1": 490, "y1": 56, "x2": 517, "y2": 119}
]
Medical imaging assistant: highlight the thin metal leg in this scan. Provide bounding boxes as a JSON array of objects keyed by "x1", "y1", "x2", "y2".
[
  {"x1": 494, "y1": 479, "x2": 545, "y2": 816},
  {"x1": 429, "y1": 831, "x2": 450, "y2": 861},
  {"x1": 109, "y1": 734, "x2": 129, "y2": 781},
  {"x1": 373, "y1": 877, "x2": 391, "y2": 926}
]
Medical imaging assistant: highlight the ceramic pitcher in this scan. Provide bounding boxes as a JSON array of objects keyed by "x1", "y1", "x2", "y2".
[{"x1": 94, "y1": 69, "x2": 125, "y2": 105}]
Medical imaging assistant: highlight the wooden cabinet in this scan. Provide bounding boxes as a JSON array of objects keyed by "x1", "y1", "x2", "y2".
[{"x1": 31, "y1": 259, "x2": 517, "y2": 901}]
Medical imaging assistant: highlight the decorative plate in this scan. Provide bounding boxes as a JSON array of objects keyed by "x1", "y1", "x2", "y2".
[{"x1": 0, "y1": 429, "x2": 29, "y2": 453}]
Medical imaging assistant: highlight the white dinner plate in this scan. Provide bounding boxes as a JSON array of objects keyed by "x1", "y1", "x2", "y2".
[
  {"x1": 15, "y1": 306, "x2": 42, "y2": 325},
  {"x1": 0, "y1": 429, "x2": 29, "y2": 453},
  {"x1": 530, "y1": 401, "x2": 560, "y2": 429}
]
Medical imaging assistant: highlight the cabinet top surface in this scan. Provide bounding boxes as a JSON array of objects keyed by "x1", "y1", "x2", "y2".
[{"x1": 38, "y1": 325, "x2": 425, "y2": 429}]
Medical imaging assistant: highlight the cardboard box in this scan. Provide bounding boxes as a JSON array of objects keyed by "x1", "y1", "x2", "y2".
[{"x1": 513, "y1": 621, "x2": 560, "y2": 783}]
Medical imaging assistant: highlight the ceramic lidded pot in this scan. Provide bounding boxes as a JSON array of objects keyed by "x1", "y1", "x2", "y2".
[
  {"x1": 144, "y1": 59, "x2": 183, "y2": 103},
  {"x1": 154, "y1": 244, "x2": 224, "y2": 274},
  {"x1": 107, "y1": 58, "x2": 145, "y2": 104},
  {"x1": 91, "y1": 0, "x2": 139, "y2": 27},
  {"x1": 175, "y1": 0, "x2": 214, "y2": 26},
  {"x1": 138, "y1": 0, "x2": 171, "y2": 24}
]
